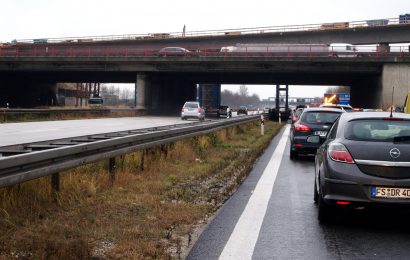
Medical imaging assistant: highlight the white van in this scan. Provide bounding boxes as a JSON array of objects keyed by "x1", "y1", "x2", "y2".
[{"x1": 329, "y1": 43, "x2": 357, "y2": 57}]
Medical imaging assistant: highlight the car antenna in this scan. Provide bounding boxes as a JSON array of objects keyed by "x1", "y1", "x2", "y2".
[{"x1": 389, "y1": 86, "x2": 394, "y2": 118}]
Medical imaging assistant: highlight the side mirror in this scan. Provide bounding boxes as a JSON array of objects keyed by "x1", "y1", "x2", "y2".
[
  {"x1": 306, "y1": 135, "x2": 320, "y2": 144},
  {"x1": 287, "y1": 119, "x2": 292, "y2": 124}
]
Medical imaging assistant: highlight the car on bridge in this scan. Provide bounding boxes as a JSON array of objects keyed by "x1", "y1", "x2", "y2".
[
  {"x1": 158, "y1": 47, "x2": 193, "y2": 57},
  {"x1": 181, "y1": 101, "x2": 205, "y2": 121},
  {"x1": 311, "y1": 112, "x2": 410, "y2": 223},
  {"x1": 290, "y1": 107, "x2": 343, "y2": 159}
]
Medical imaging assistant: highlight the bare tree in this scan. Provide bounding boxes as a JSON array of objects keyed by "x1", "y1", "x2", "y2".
[{"x1": 239, "y1": 85, "x2": 249, "y2": 97}]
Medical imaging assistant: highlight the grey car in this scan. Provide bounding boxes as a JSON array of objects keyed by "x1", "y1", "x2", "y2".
[
  {"x1": 311, "y1": 112, "x2": 410, "y2": 222},
  {"x1": 181, "y1": 101, "x2": 205, "y2": 121}
]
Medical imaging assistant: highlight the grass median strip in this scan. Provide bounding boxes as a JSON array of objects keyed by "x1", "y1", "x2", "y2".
[{"x1": 0, "y1": 121, "x2": 282, "y2": 259}]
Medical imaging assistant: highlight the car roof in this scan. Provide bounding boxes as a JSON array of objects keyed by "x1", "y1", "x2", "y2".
[
  {"x1": 320, "y1": 104, "x2": 352, "y2": 108},
  {"x1": 340, "y1": 112, "x2": 410, "y2": 121},
  {"x1": 302, "y1": 107, "x2": 344, "y2": 113}
]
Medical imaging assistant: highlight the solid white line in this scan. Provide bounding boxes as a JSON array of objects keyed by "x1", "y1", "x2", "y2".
[{"x1": 218, "y1": 125, "x2": 290, "y2": 260}]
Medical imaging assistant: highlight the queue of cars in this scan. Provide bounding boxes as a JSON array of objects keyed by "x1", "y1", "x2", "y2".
[{"x1": 290, "y1": 104, "x2": 410, "y2": 223}]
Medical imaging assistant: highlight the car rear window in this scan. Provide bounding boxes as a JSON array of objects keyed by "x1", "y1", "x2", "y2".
[
  {"x1": 184, "y1": 102, "x2": 198, "y2": 108},
  {"x1": 301, "y1": 111, "x2": 341, "y2": 124},
  {"x1": 345, "y1": 119, "x2": 410, "y2": 142}
]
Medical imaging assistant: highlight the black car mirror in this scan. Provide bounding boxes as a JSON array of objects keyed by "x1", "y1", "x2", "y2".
[
  {"x1": 307, "y1": 135, "x2": 320, "y2": 144},
  {"x1": 287, "y1": 118, "x2": 292, "y2": 124}
]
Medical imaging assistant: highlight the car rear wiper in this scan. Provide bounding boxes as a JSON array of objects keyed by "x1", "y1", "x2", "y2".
[{"x1": 393, "y1": 136, "x2": 410, "y2": 143}]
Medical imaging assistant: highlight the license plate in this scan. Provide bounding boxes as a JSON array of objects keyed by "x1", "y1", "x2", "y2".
[
  {"x1": 314, "y1": 131, "x2": 327, "y2": 137},
  {"x1": 371, "y1": 187, "x2": 410, "y2": 199}
]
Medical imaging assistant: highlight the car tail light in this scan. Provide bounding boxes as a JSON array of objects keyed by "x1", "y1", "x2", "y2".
[
  {"x1": 292, "y1": 116, "x2": 298, "y2": 122},
  {"x1": 181, "y1": 107, "x2": 184, "y2": 112},
  {"x1": 198, "y1": 108, "x2": 202, "y2": 113},
  {"x1": 383, "y1": 117, "x2": 403, "y2": 121},
  {"x1": 336, "y1": 201, "x2": 351, "y2": 205},
  {"x1": 294, "y1": 123, "x2": 310, "y2": 131},
  {"x1": 328, "y1": 143, "x2": 354, "y2": 164}
]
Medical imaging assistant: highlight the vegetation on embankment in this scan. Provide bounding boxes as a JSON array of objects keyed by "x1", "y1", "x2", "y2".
[{"x1": 0, "y1": 121, "x2": 282, "y2": 259}]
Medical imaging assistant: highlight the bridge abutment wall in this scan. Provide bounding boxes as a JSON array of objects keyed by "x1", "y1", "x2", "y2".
[
  {"x1": 381, "y1": 64, "x2": 410, "y2": 110},
  {"x1": 135, "y1": 73, "x2": 196, "y2": 115}
]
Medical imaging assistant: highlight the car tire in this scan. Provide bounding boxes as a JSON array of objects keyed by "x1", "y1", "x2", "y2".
[
  {"x1": 181, "y1": 117, "x2": 185, "y2": 120},
  {"x1": 290, "y1": 149, "x2": 297, "y2": 160},
  {"x1": 217, "y1": 113, "x2": 220, "y2": 118},
  {"x1": 318, "y1": 192, "x2": 331, "y2": 224},
  {"x1": 313, "y1": 179, "x2": 319, "y2": 204}
]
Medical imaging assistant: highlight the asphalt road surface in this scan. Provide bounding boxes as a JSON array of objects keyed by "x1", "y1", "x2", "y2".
[
  {"x1": 0, "y1": 116, "x2": 190, "y2": 146},
  {"x1": 188, "y1": 125, "x2": 410, "y2": 260}
]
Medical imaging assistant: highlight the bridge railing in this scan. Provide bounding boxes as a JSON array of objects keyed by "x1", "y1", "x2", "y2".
[
  {"x1": 3, "y1": 17, "x2": 409, "y2": 45},
  {"x1": 0, "y1": 44, "x2": 409, "y2": 59}
]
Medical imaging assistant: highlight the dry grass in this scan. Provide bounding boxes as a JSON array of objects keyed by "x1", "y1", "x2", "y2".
[{"x1": 0, "y1": 121, "x2": 282, "y2": 259}]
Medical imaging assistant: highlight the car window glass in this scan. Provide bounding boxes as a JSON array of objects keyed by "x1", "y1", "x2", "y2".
[
  {"x1": 327, "y1": 119, "x2": 339, "y2": 139},
  {"x1": 302, "y1": 112, "x2": 341, "y2": 124},
  {"x1": 184, "y1": 102, "x2": 198, "y2": 108},
  {"x1": 345, "y1": 119, "x2": 410, "y2": 141}
]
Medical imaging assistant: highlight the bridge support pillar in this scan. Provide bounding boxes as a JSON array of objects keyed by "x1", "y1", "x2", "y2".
[
  {"x1": 381, "y1": 64, "x2": 410, "y2": 110},
  {"x1": 350, "y1": 76, "x2": 381, "y2": 109},
  {"x1": 136, "y1": 73, "x2": 148, "y2": 110}
]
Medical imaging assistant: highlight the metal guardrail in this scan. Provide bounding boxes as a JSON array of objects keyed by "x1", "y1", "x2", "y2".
[
  {"x1": 0, "y1": 115, "x2": 260, "y2": 188},
  {"x1": 3, "y1": 17, "x2": 408, "y2": 45}
]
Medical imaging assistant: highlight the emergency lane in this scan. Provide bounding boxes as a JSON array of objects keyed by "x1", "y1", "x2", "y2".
[{"x1": 187, "y1": 125, "x2": 410, "y2": 259}]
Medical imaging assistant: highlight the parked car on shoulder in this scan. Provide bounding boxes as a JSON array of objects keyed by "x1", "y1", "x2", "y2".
[
  {"x1": 237, "y1": 106, "x2": 248, "y2": 115},
  {"x1": 311, "y1": 112, "x2": 410, "y2": 223},
  {"x1": 217, "y1": 105, "x2": 232, "y2": 118},
  {"x1": 181, "y1": 101, "x2": 205, "y2": 121},
  {"x1": 290, "y1": 107, "x2": 343, "y2": 159},
  {"x1": 158, "y1": 47, "x2": 193, "y2": 57}
]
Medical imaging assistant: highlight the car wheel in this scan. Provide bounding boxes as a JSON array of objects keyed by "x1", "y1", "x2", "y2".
[
  {"x1": 313, "y1": 179, "x2": 319, "y2": 204},
  {"x1": 290, "y1": 149, "x2": 297, "y2": 160},
  {"x1": 217, "y1": 113, "x2": 220, "y2": 118},
  {"x1": 318, "y1": 191, "x2": 331, "y2": 224},
  {"x1": 181, "y1": 117, "x2": 185, "y2": 120}
]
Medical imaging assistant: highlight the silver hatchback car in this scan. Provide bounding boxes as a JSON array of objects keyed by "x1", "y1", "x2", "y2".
[{"x1": 181, "y1": 101, "x2": 205, "y2": 121}]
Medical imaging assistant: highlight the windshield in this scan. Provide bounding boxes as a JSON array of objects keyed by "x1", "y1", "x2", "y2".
[
  {"x1": 301, "y1": 111, "x2": 341, "y2": 124},
  {"x1": 184, "y1": 102, "x2": 198, "y2": 108},
  {"x1": 345, "y1": 119, "x2": 410, "y2": 142}
]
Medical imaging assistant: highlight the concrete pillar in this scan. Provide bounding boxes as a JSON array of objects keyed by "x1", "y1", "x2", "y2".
[
  {"x1": 381, "y1": 64, "x2": 410, "y2": 110},
  {"x1": 136, "y1": 73, "x2": 147, "y2": 110}
]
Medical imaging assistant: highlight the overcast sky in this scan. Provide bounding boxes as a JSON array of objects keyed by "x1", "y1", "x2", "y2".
[{"x1": 1, "y1": 0, "x2": 408, "y2": 98}]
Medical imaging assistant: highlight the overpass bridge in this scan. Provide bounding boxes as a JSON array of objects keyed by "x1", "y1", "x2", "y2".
[{"x1": 1, "y1": 16, "x2": 410, "y2": 111}]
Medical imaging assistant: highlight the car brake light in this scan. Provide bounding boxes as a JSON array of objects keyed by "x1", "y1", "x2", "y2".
[
  {"x1": 383, "y1": 117, "x2": 403, "y2": 121},
  {"x1": 292, "y1": 116, "x2": 298, "y2": 122},
  {"x1": 181, "y1": 107, "x2": 184, "y2": 112},
  {"x1": 294, "y1": 123, "x2": 310, "y2": 131},
  {"x1": 328, "y1": 143, "x2": 354, "y2": 164},
  {"x1": 198, "y1": 108, "x2": 202, "y2": 113},
  {"x1": 336, "y1": 201, "x2": 351, "y2": 205}
]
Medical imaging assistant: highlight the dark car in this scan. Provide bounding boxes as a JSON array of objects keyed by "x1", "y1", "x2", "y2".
[
  {"x1": 237, "y1": 106, "x2": 248, "y2": 115},
  {"x1": 217, "y1": 105, "x2": 232, "y2": 118},
  {"x1": 291, "y1": 107, "x2": 305, "y2": 124},
  {"x1": 290, "y1": 108, "x2": 343, "y2": 159},
  {"x1": 312, "y1": 112, "x2": 410, "y2": 223},
  {"x1": 158, "y1": 47, "x2": 193, "y2": 57}
]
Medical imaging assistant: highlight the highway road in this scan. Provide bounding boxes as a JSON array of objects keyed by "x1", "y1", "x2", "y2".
[
  {"x1": 187, "y1": 125, "x2": 410, "y2": 259},
  {"x1": 0, "y1": 117, "x2": 190, "y2": 147}
]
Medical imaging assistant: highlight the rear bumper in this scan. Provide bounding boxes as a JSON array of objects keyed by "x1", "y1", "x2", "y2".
[{"x1": 321, "y1": 161, "x2": 410, "y2": 207}]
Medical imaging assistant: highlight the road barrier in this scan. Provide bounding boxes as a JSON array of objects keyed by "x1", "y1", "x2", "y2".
[{"x1": 0, "y1": 115, "x2": 260, "y2": 189}]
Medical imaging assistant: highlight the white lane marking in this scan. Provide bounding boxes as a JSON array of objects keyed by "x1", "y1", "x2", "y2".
[{"x1": 219, "y1": 125, "x2": 290, "y2": 260}]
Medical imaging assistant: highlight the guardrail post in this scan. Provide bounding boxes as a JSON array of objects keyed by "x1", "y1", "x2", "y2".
[
  {"x1": 51, "y1": 172, "x2": 60, "y2": 192},
  {"x1": 109, "y1": 157, "x2": 116, "y2": 182}
]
